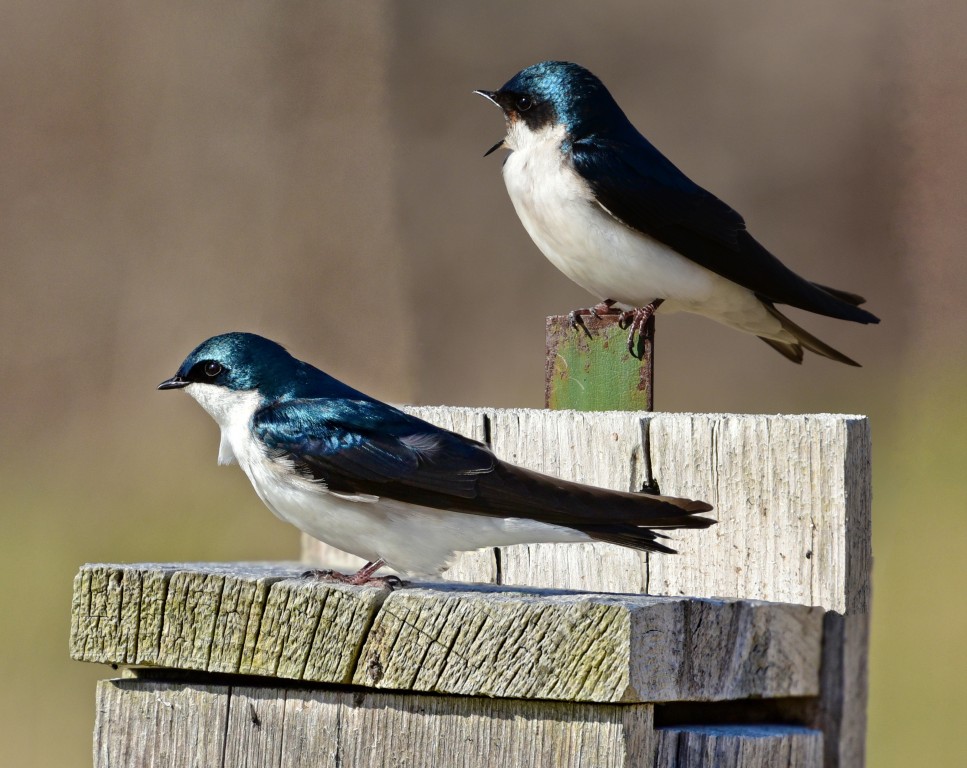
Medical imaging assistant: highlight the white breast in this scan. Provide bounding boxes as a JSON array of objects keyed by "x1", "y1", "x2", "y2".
[
  {"x1": 500, "y1": 122, "x2": 787, "y2": 339},
  {"x1": 184, "y1": 383, "x2": 588, "y2": 575}
]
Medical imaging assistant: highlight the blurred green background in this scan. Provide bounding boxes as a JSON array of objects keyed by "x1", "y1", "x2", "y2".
[{"x1": 2, "y1": 1, "x2": 965, "y2": 765}]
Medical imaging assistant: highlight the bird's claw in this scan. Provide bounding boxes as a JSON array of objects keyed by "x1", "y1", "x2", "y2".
[
  {"x1": 353, "y1": 574, "x2": 406, "y2": 589},
  {"x1": 618, "y1": 299, "x2": 664, "y2": 358},
  {"x1": 567, "y1": 300, "x2": 620, "y2": 339},
  {"x1": 301, "y1": 568, "x2": 335, "y2": 580},
  {"x1": 301, "y1": 560, "x2": 405, "y2": 589}
]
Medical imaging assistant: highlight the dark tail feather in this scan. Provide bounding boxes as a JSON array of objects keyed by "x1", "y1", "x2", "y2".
[
  {"x1": 577, "y1": 506, "x2": 716, "y2": 554},
  {"x1": 750, "y1": 274, "x2": 879, "y2": 323},
  {"x1": 472, "y1": 462, "x2": 715, "y2": 554},
  {"x1": 811, "y1": 282, "x2": 871, "y2": 309},
  {"x1": 581, "y1": 528, "x2": 681, "y2": 554},
  {"x1": 804, "y1": 283, "x2": 880, "y2": 324},
  {"x1": 759, "y1": 337, "x2": 804, "y2": 364},
  {"x1": 759, "y1": 304, "x2": 861, "y2": 366}
]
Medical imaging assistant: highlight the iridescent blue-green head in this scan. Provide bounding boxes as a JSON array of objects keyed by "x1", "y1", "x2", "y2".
[
  {"x1": 158, "y1": 332, "x2": 301, "y2": 397},
  {"x1": 475, "y1": 61, "x2": 633, "y2": 153},
  {"x1": 159, "y1": 332, "x2": 373, "y2": 466},
  {"x1": 159, "y1": 332, "x2": 371, "y2": 412}
]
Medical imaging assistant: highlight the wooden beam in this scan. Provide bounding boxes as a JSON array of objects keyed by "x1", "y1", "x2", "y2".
[
  {"x1": 73, "y1": 563, "x2": 823, "y2": 704},
  {"x1": 300, "y1": 410, "x2": 870, "y2": 611},
  {"x1": 654, "y1": 725, "x2": 823, "y2": 767},
  {"x1": 268, "y1": 407, "x2": 870, "y2": 766},
  {"x1": 388, "y1": 409, "x2": 871, "y2": 615},
  {"x1": 71, "y1": 562, "x2": 388, "y2": 683},
  {"x1": 354, "y1": 586, "x2": 822, "y2": 702},
  {"x1": 646, "y1": 413, "x2": 872, "y2": 614},
  {"x1": 95, "y1": 679, "x2": 655, "y2": 768},
  {"x1": 94, "y1": 679, "x2": 229, "y2": 767}
]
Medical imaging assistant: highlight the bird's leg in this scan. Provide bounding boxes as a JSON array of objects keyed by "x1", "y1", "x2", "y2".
[
  {"x1": 348, "y1": 559, "x2": 389, "y2": 584},
  {"x1": 567, "y1": 299, "x2": 621, "y2": 338},
  {"x1": 618, "y1": 299, "x2": 664, "y2": 358},
  {"x1": 301, "y1": 558, "x2": 404, "y2": 588}
]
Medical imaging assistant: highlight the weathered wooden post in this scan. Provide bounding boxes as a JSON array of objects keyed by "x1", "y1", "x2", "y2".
[
  {"x1": 545, "y1": 313, "x2": 656, "y2": 411},
  {"x1": 71, "y1": 317, "x2": 871, "y2": 767}
]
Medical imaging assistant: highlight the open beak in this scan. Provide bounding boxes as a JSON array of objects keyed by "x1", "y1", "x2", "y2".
[
  {"x1": 483, "y1": 139, "x2": 505, "y2": 157},
  {"x1": 158, "y1": 375, "x2": 189, "y2": 390},
  {"x1": 474, "y1": 91, "x2": 506, "y2": 157},
  {"x1": 473, "y1": 89, "x2": 499, "y2": 106}
]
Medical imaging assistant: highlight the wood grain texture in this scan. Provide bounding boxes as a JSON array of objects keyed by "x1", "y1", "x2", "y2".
[
  {"x1": 654, "y1": 725, "x2": 823, "y2": 767},
  {"x1": 819, "y1": 611, "x2": 870, "y2": 768},
  {"x1": 94, "y1": 679, "x2": 229, "y2": 768},
  {"x1": 353, "y1": 586, "x2": 822, "y2": 703},
  {"x1": 648, "y1": 414, "x2": 872, "y2": 614},
  {"x1": 300, "y1": 409, "x2": 870, "y2": 617},
  {"x1": 72, "y1": 563, "x2": 389, "y2": 683},
  {"x1": 73, "y1": 565, "x2": 822, "y2": 703},
  {"x1": 86, "y1": 409, "x2": 870, "y2": 766},
  {"x1": 96, "y1": 678, "x2": 654, "y2": 768},
  {"x1": 485, "y1": 408, "x2": 656, "y2": 592}
]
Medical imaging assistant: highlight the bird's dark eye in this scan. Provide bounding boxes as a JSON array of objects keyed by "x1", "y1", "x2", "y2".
[
  {"x1": 516, "y1": 95, "x2": 533, "y2": 112},
  {"x1": 204, "y1": 361, "x2": 223, "y2": 378}
]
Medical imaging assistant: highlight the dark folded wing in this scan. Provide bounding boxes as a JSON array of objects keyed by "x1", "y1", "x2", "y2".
[
  {"x1": 253, "y1": 399, "x2": 713, "y2": 548},
  {"x1": 254, "y1": 399, "x2": 494, "y2": 500},
  {"x1": 571, "y1": 136, "x2": 878, "y2": 323}
]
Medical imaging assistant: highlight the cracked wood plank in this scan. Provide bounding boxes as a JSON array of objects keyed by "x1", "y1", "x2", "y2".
[
  {"x1": 71, "y1": 563, "x2": 390, "y2": 683},
  {"x1": 294, "y1": 409, "x2": 871, "y2": 765},
  {"x1": 481, "y1": 408, "x2": 657, "y2": 592},
  {"x1": 352, "y1": 586, "x2": 822, "y2": 703},
  {"x1": 73, "y1": 565, "x2": 822, "y2": 703},
  {"x1": 96, "y1": 678, "x2": 654, "y2": 768}
]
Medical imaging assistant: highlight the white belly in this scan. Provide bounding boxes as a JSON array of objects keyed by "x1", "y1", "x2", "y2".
[
  {"x1": 240, "y1": 447, "x2": 587, "y2": 575},
  {"x1": 250, "y1": 469, "x2": 587, "y2": 576},
  {"x1": 500, "y1": 124, "x2": 788, "y2": 340},
  {"x1": 183, "y1": 383, "x2": 588, "y2": 576}
]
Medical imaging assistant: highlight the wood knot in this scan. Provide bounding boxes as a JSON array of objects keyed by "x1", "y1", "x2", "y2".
[{"x1": 366, "y1": 656, "x2": 384, "y2": 683}]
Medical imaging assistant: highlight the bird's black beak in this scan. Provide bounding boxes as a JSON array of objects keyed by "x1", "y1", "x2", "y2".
[
  {"x1": 483, "y1": 139, "x2": 505, "y2": 157},
  {"x1": 474, "y1": 91, "x2": 506, "y2": 157},
  {"x1": 158, "y1": 375, "x2": 189, "y2": 390},
  {"x1": 473, "y1": 89, "x2": 499, "y2": 106}
]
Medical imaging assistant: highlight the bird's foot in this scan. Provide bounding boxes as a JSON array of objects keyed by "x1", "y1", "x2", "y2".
[
  {"x1": 618, "y1": 299, "x2": 664, "y2": 358},
  {"x1": 567, "y1": 300, "x2": 620, "y2": 338},
  {"x1": 301, "y1": 559, "x2": 404, "y2": 588}
]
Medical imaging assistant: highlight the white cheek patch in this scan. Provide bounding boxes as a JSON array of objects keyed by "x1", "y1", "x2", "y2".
[
  {"x1": 184, "y1": 383, "x2": 263, "y2": 465},
  {"x1": 504, "y1": 120, "x2": 564, "y2": 155}
]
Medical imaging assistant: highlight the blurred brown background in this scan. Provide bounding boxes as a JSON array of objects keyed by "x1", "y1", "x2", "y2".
[{"x1": 2, "y1": 2, "x2": 965, "y2": 765}]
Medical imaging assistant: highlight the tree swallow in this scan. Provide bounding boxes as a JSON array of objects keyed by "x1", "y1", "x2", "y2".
[
  {"x1": 476, "y1": 61, "x2": 880, "y2": 365},
  {"x1": 159, "y1": 332, "x2": 714, "y2": 583}
]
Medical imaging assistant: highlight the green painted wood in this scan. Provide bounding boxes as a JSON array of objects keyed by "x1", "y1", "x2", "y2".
[{"x1": 544, "y1": 313, "x2": 654, "y2": 411}]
